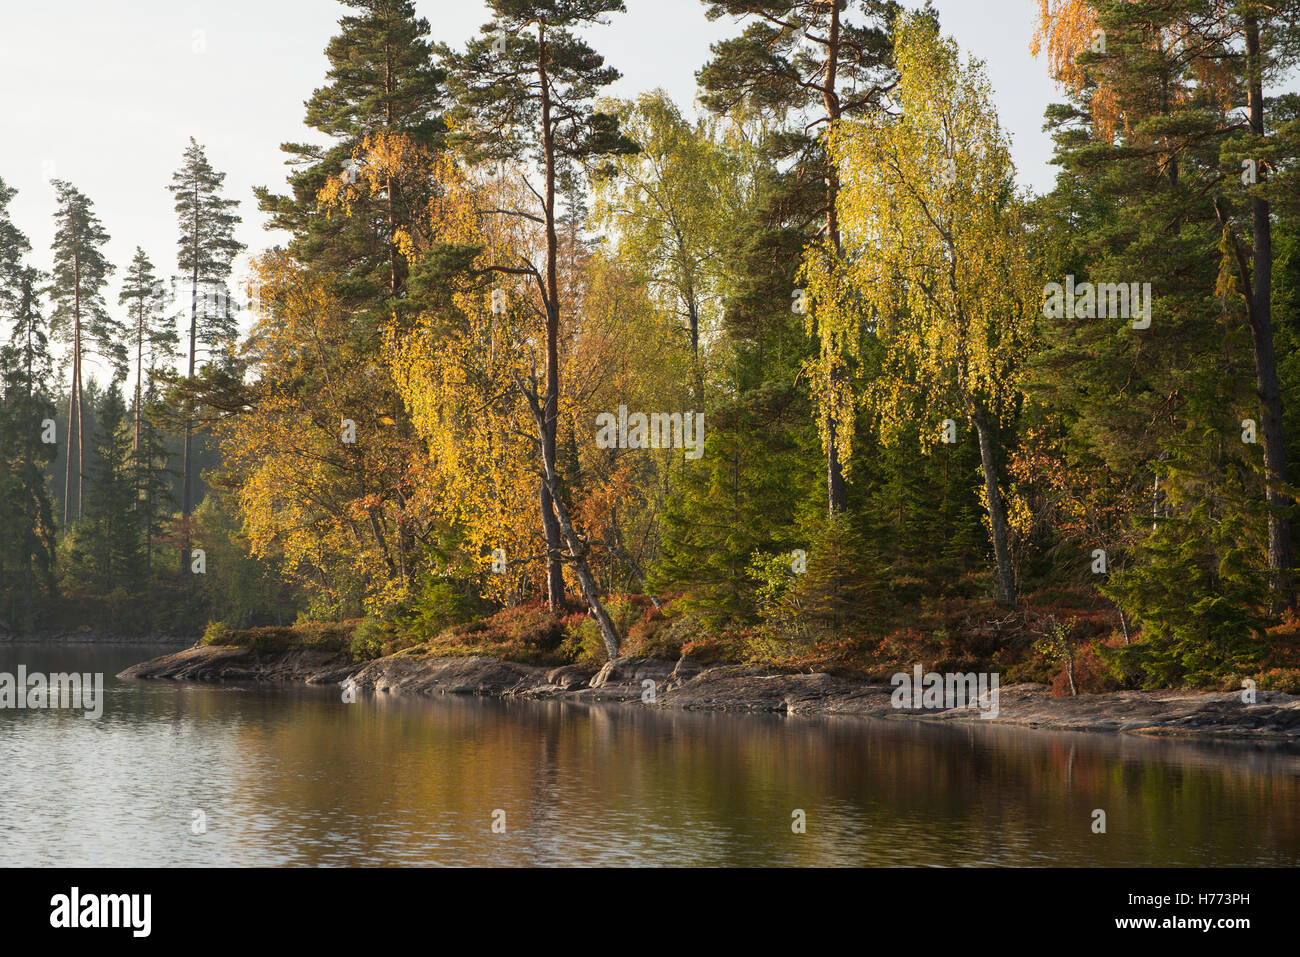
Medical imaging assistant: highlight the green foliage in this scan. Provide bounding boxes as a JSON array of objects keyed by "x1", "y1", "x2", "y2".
[
  {"x1": 350, "y1": 615, "x2": 393, "y2": 660},
  {"x1": 650, "y1": 383, "x2": 818, "y2": 625},
  {"x1": 1101, "y1": 424, "x2": 1270, "y2": 687},
  {"x1": 395, "y1": 575, "x2": 485, "y2": 642},
  {"x1": 63, "y1": 382, "x2": 142, "y2": 593},
  {"x1": 201, "y1": 620, "x2": 231, "y2": 646},
  {"x1": 190, "y1": 495, "x2": 295, "y2": 629}
]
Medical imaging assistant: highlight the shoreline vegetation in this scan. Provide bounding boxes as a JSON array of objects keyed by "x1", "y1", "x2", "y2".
[
  {"x1": 109, "y1": 609, "x2": 1300, "y2": 741},
  {"x1": 5, "y1": 4, "x2": 1300, "y2": 711}
]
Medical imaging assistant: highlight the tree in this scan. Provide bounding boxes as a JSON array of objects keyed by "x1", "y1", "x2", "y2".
[
  {"x1": 255, "y1": 0, "x2": 444, "y2": 305},
  {"x1": 698, "y1": 0, "x2": 899, "y2": 516},
  {"x1": 438, "y1": 0, "x2": 638, "y2": 656},
  {"x1": 118, "y1": 247, "x2": 177, "y2": 476},
  {"x1": 805, "y1": 13, "x2": 1039, "y2": 604},
  {"x1": 0, "y1": 174, "x2": 28, "y2": 314},
  {"x1": 134, "y1": 376, "x2": 175, "y2": 577},
  {"x1": 1033, "y1": 0, "x2": 1300, "y2": 609},
  {"x1": 591, "y1": 90, "x2": 742, "y2": 401},
  {"x1": 72, "y1": 381, "x2": 142, "y2": 593},
  {"x1": 651, "y1": 383, "x2": 816, "y2": 625},
  {"x1": 169, "y1": 139, "x2": 244, "y2": 572},
  {"x1": 215, "y1": 252, "x2": 434, "y2": 617},
  {"x1": 0, "y1": 268, "x2": 59, "y2": 630},
  {"x1": 1212, "y1": 2, "x2": 1300, "y2": 609},
  {"x1": 49, "y1": 180, "x2": 119, "y2": 525}
]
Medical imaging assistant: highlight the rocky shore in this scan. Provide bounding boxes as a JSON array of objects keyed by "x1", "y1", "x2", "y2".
[{"x1": 116, "y1": 644, "x2": 1300, "y2": 740}]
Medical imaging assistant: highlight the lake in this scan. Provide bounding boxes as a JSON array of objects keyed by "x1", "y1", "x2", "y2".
[{"x1": 1, "y1": 642, "x2": 1297, "y2": 866}]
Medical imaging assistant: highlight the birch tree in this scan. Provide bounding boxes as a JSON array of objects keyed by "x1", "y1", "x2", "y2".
[{"x1": 805, "y1": 13, "x2": 1039, "y2": 603}]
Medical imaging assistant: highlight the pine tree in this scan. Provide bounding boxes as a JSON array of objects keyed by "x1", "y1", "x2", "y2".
[
  {"x1": 169, "y1": 139, "x2": 244, "y2": 572},
  {"x1": 438, "y1": 0, "x2": 638, "y2": 656},
  {"x1": 1210, "y1": 1, "x2": 1300, "y2": 609},
  {"x1": 119, "y1": 247, "x2": 177, "y2": 511},
  {"x1": 254, "y1": 0, "x2": 444, "y2": 305},
  {"x1": 49, "y1": 180, "x2": 119, "y2": 525},
  {"x1": 1027, "y1": 1, "x2": 1284, "y2": 678},
  {"x1": 1034, "y1": 0, "x2": 1300, "y2": 608},
  {"x1": 0, "y1": 174, "x2": 28, "y2": 313}
]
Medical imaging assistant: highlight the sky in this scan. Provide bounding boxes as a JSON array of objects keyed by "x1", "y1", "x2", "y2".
[{"x1": 0, "y1": 0, "x2": 1060, "y2": 381}]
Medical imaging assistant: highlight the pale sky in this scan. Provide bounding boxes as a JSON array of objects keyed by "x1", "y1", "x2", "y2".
[{"x1": 0, "y1": 0, "x2": 1058, "y2": 382}]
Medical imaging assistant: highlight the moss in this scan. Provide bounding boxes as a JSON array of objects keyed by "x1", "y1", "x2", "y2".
[{"x1": 203, "y1": 619, "x2": 360, "y2": 656}]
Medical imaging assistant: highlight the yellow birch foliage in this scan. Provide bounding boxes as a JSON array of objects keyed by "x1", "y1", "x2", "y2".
[
  {"x1": 803, "y1": 13, "x2": 1040, "y2": 451},
  {"x1": 386, "y1": 156, "x2": 690, "y2": 602},
  {"x1": 220, "y1": 253, "x2": 425, "y2": 613},
  {"x1": 383, "y1": 166, "x2": 552, "y2": 604}
]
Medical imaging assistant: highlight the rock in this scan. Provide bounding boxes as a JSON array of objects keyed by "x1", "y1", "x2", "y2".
[
  {"x1": 351, "y1": 655, "x2": 550, "y2": 697},
  {"x1": 663, "y1": 654, "x2": 703, "y2": 691},
  {"x1": 589, "y1": 656, "x2": 676, "y2": 689},
  {"x1": 545, "y1": 665, "x2": 596, "y2": 690},
  {"x1": 117, "y1": 644, "x2": 356, "y2": 682},
  {"x1": 116, "y1": 645, "x2": 1300, "y2": 741}
]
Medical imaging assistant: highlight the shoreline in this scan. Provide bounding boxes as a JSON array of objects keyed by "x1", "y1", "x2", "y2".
[
  {"x1": 115, "y1": 644, "x2": 1300, "y2": 741},
  {"x1": 2, "y1": 631, "x2": 196, "y2": 645}
]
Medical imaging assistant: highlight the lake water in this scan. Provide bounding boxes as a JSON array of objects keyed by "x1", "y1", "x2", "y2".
[{"x1": 1, "y1": 642, "x2": 1297, "y2": 866}]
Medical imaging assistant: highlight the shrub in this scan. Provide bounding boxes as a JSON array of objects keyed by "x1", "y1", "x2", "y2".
[
  {"x1": 350, "y1": 616, "x2": 392, "y2": 660},
  {"x1": 558, "y1": 616, "x2": 608, "y2": 665},
  {"x1": 1256, "y1": 668, "x2": 1300, "y2": 695},
  {"x1": 201, "y1": 620, "x2": 231, "y2": 646},
  {"x1": 400, "y1": 578, "x2": 485, "y2": 641}
]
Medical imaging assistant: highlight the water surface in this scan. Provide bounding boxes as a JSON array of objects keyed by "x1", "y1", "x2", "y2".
[{"x1": 1, "y1": 642, "x2": 1297, "y2": 866}]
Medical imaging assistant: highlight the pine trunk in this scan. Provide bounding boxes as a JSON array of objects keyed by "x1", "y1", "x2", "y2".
[{"x1": 1244, "y1": 15, "x2": 1293, "y2": 612}]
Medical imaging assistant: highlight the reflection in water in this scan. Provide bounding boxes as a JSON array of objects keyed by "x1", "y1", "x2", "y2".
[{"x1": 1, "y1": 643, "x2": 1297, "y2": 866}]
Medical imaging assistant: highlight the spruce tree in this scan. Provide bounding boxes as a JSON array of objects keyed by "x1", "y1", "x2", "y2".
[
  {"x1": 133, "y1": 376, "x2": 176, "y2": 576},
  {"x1": 651, "y1": 383, "x2": 818, "y2": 625},
  {"x1": 77, "y1": 381, "x2": 143, "y2": 592},
  {"x1": 0, "y1": 268, "x2": 59, "y2": 630}
]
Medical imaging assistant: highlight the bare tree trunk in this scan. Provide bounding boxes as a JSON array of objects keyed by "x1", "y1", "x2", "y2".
[
  {"x1": 133, "y1": 302, "x2": 144, "y2": 520},
  {"x1": 71, "y1": 250, "x2": 85, "y2": 523},
  {"x1": 539, "y1": 480, "x2": 565, "y2": 606},
  {"x1": 63, "y1": 351, "x2": 75, "y2": 527},
  {"x1": 971, "y1": 408, "x2": 1016, "y2": 605}
]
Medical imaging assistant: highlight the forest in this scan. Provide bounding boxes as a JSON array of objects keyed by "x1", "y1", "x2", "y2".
[{"x1": 2, "y1": 0, "x2": 1300, "y2": 696}]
